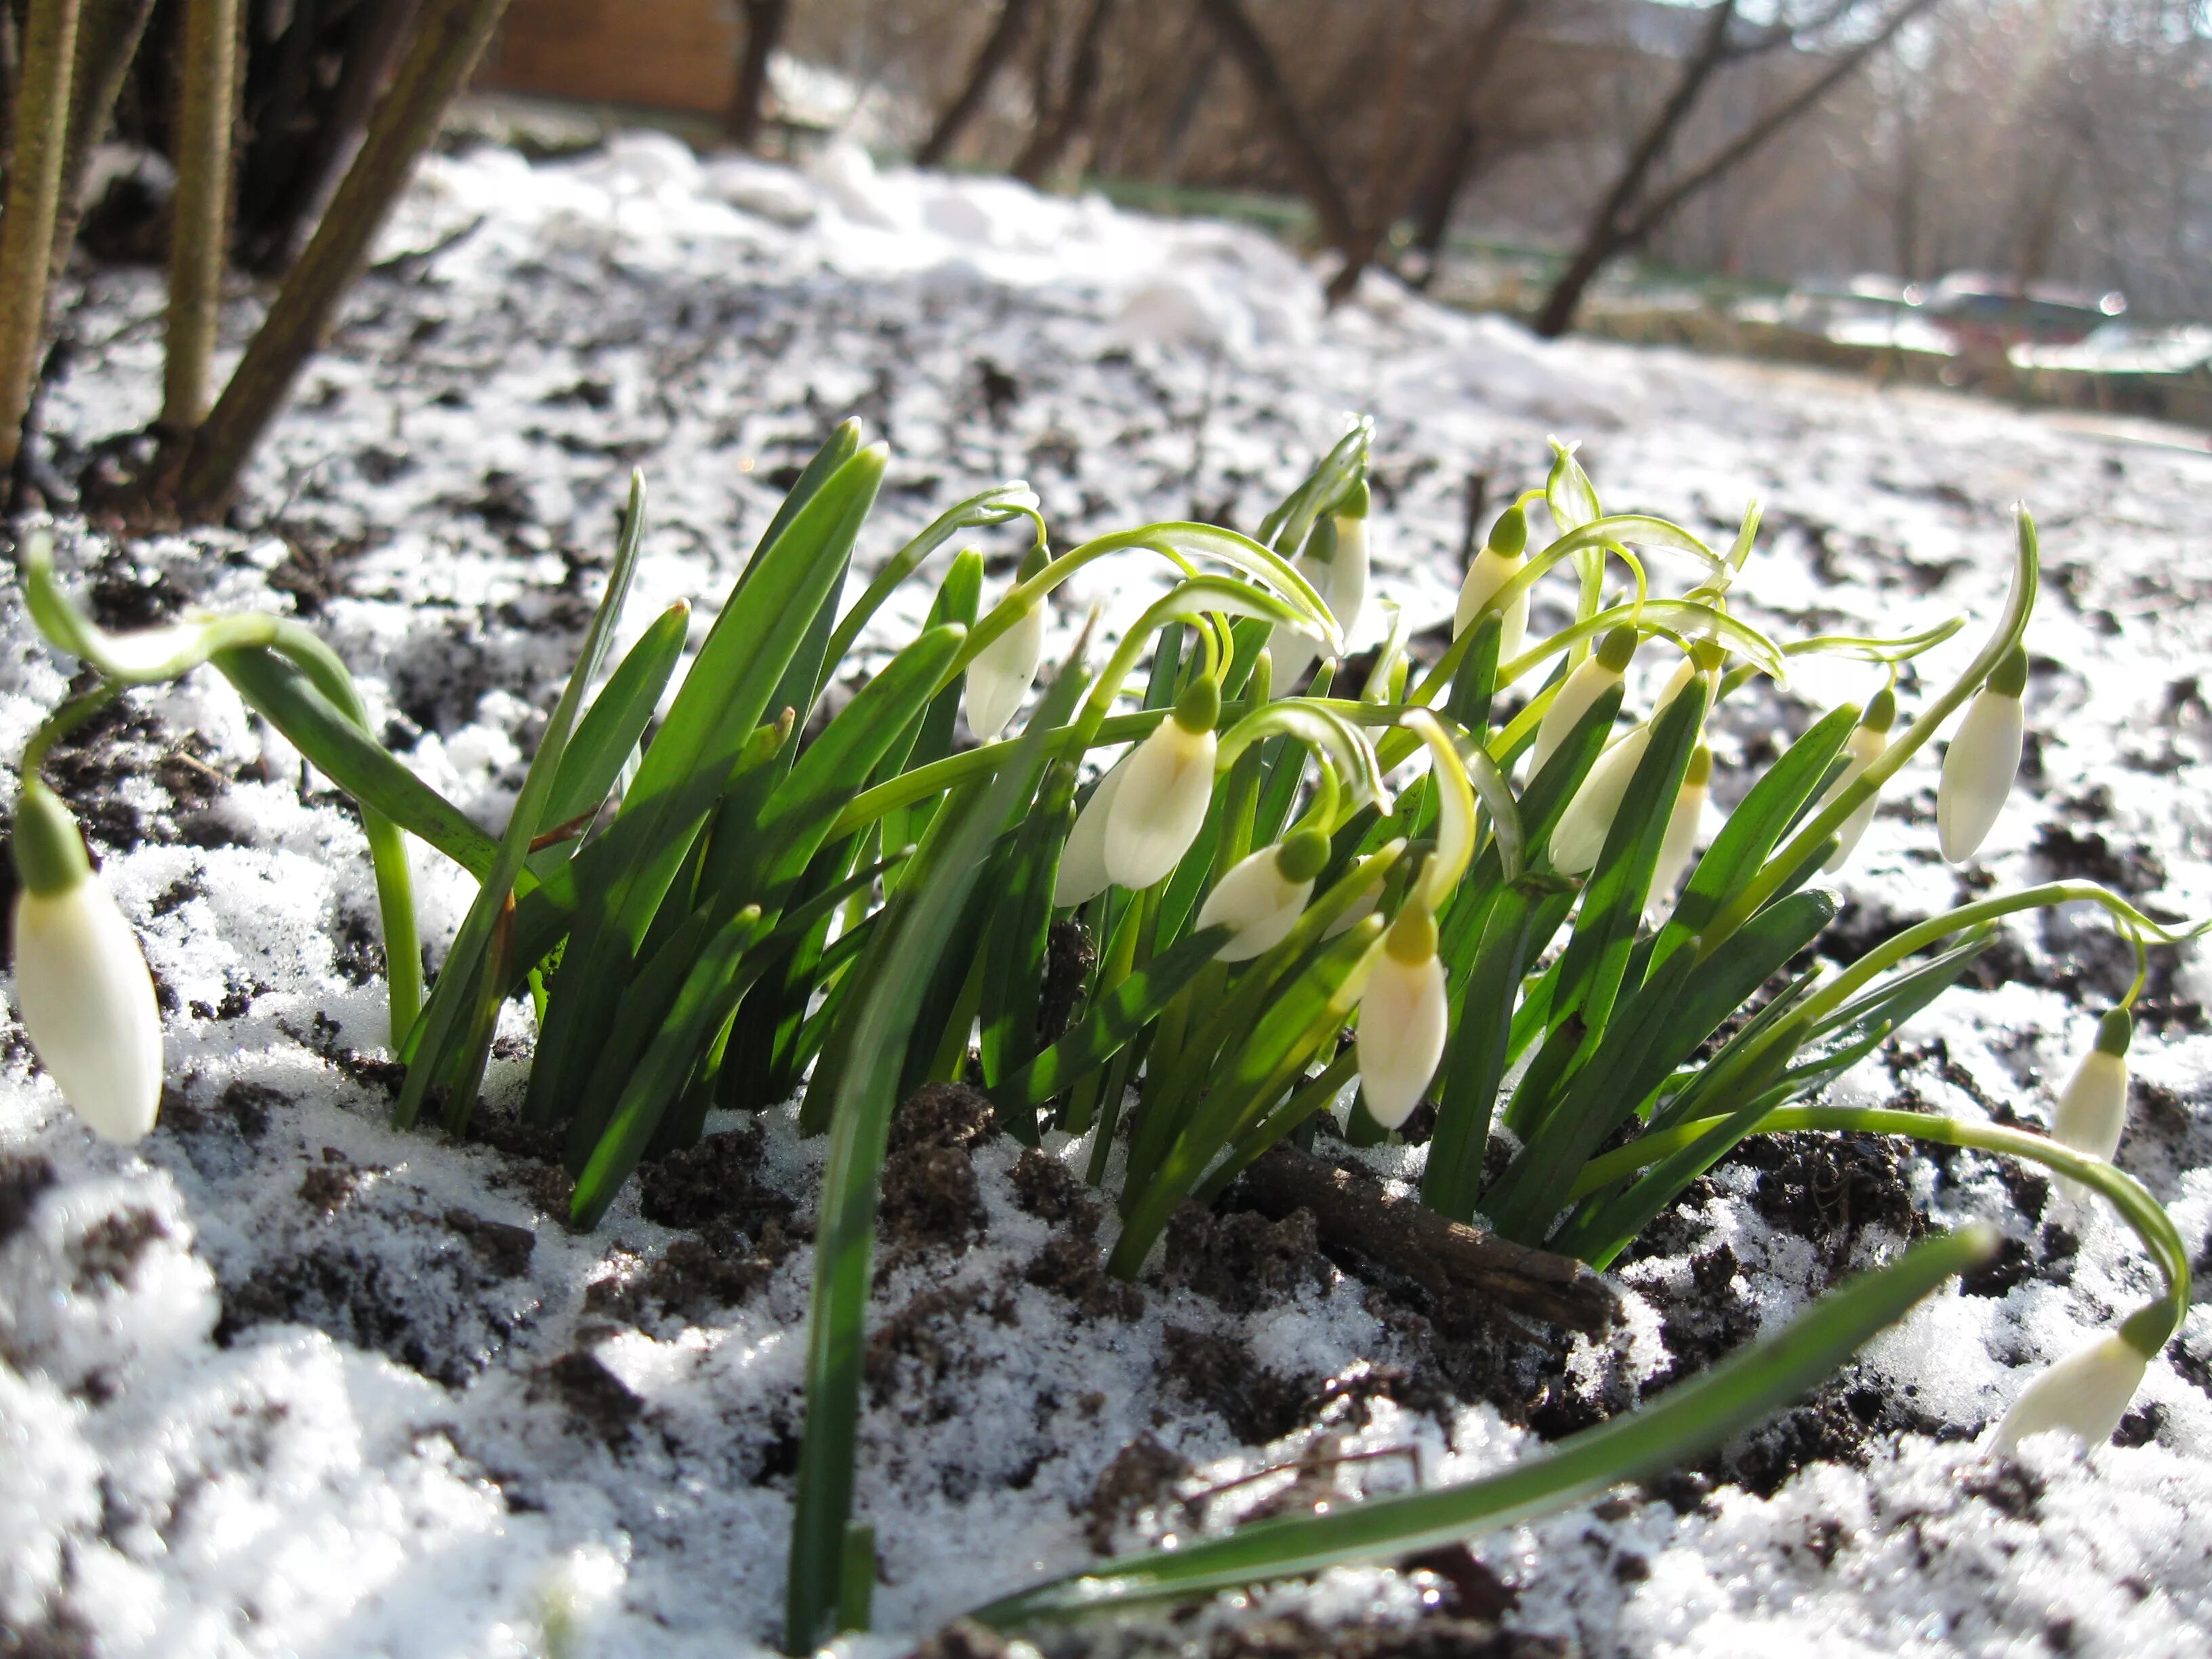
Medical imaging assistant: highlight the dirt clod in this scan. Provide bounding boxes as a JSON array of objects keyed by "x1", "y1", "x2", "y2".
[
  {"x1": 1160, "y1": 1324, "x2": 1313, "y2": 1445},
  {"x1": 1025, "y1": 1232, "x2": 1143, "y2": 1322},
  {"x1": 443, "y1": 1208, "x2": 535, "y2": 1278},
  {"x1": 1083, "y1": 1431, "x2": 1190, "y2": 1551},
  {"x1": 1163, "y1": 1202, "x2": 1331, "y2": 1313},
  {"x1": 636, "y1": 1122, "x2": 795, "y2": 1236},
  {"x1": 1008, "y1": 1146, "x2": 1095, "y2": 1229},
  {"x1": 541, "y1": 1349, "x2": 642, "y2": 1445}
]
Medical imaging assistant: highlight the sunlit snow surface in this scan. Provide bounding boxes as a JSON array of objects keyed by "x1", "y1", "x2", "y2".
[{"x1": 3, "y1": 132, "x2": 2212, "y2": 1656}]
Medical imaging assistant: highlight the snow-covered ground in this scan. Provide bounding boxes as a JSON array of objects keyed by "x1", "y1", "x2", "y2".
[{"x1": 3, "y1": 131, "x2": 2212, "y2": 1658}]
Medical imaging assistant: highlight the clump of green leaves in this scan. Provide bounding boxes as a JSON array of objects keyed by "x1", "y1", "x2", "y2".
[{"x1": 18, "y1": 417, "x2": 2203, "y2": 1652}]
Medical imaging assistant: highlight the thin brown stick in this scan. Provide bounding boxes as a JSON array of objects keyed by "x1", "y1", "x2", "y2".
[
  {"x1": 173, "y1": 0, "x2": 511, "y2": 520},
  {"x1": 1229, "y1": 1141, "x2": 1619, "y2": 1334},
  {"x1": 163, "y1": 0, "x2": 241, "y2": 436},
  {"x1": 0, "y1": 0, "x2": 84, "y2": 480}
]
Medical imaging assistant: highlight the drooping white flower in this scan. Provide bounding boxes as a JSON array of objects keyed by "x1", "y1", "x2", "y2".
[
  {"x1": 1531, "y1": 624, "x2": 1637, "y2": 773},
  {"x1": 1938, "y1": 646, "x2": 2027, "y2": 863},
  {"x1": 1648, "y1": 744, "x2": 1711, "y2": 905},
  {"x1": 8, "y1": 781, "x2": 162, "y2": 1143},
  {"x1": 2053, "y1": 1008, "x2": 2132, "y2": 1164},
  {"x1": 1989, "y1": 1331, "x2": 2148, "y2": 1455},
  {"x1": 1356, "y1": 903, "x2": 1447, "y2": 1130},
  {"x1": 1052, "y1": 752, "x2": 1130, "y2": 907},
  {"x1": 1452, "y1": 505, "x2": 1528, "y2": 658},
  {"x1": 964, "y1": 594, "x2": 1046, "y2": 741},
  {"x1": 1103, "y1": 676, "x2": 1220, "y2": 890},
  {"x1": 1194, "y1": 830, "x2": 1329, "y2": 961},
  {"x1": 1548, "y1": 724, "x2": 1650, "y2": 876},
  {"x1": 1818, "y1": 685, "x2": 1896, "y2": 872}
]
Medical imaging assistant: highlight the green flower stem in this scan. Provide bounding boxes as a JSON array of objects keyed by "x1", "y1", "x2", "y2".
[
  {"x1": 1700, "y1": 510, "x2": 2041, "y2": 953},
  {"x1": 817, "y1": 484, "x2": 1043, "y2": 674},
  {"x1": 1794, "y1": 881, "x2": 2205, "y2": 1036},
  {"x1": 1568, "y1": 1105, "x2": 2188, "y2": 1343},
  {"x1": 968, "y1": 1224, "x2": 1995, "y2": 1626}
]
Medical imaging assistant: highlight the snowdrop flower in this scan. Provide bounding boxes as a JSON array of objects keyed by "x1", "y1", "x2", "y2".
[
  {"x1": 1648, "y1": 744, "x2": 1711, "y2": 904},
  {"x1": 1938, "y1": 645, "x2": 2027, "y2": 863},
  {"x1": 1356, "y1": 901, "x2": 1447, "y2": 1130},
  {"x1": 1052, "y1": 752, "x2": 1130, "y2": 907},
  {"x1": 2053, "y1": 1007, "x2": 2132, "y2": 1164},
  {"x1": 1194, "y1": 829, "x2": 1330, "y2": 961},
  {"x1": 1452, "y1": 506, "x2": 1528, "y2": 657},
  {"x1": 1532, "y1": 624, "x2": 1638, "y2": 773},
  {"x1": 1990, "y1": 1330, "x2": 2148, "y2": 1454},
  {"x1": 1103, "y1": 674, "x2": 1220, "y2": 890},
  {"x1": 1818, "y1": 685, "x2": 1896, "y2": 872},
  {"x1": 1549, "y1": 724, "x2": 1648, "y2": 876},
  {"x1": 964, "y1": 548, "x2": 1048, "y2": 741},
  {"x1": 7, "y1": 781, "x2": 162, "y2": 1143}
]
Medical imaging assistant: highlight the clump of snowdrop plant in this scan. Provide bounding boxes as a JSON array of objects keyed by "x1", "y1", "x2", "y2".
[{"x1": 15, "y1": 420, "x2": 2205, "y2": 1651}]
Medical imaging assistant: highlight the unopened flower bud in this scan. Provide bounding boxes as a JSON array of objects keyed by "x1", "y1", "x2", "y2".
[
  {"x1": 1649, "y1": 745, "x2": 1711, "y2": 904},
  {"x1": 8, "y1": 781, "x2": 163, "y2": 1143},
  {"x1": 1452, "y1": 506, "x2": 1528, "y2": 657},
  {"x1": 1819, "y1": 686, "x2": 1896, "y2": 872},
  {"x1": 1549, "y1": 725, "x2": 1650, "y2": 876},
  {"x1": 1278, "y1": 495, "x2": 1369, "y2": 687},
  {"x1": 1938, "y1": 647, "x2": 2027, "y2": 863},
  {"x1": 1990, "y1": 1330, "x2": 2148, "y2": 1455},
  {"x1": 1356, "y1": 903, "x2": 1446, "y2": 1130},
  {"x1": 1532, "y1": 625, "x2": 1637, "y2": 773},
  {"x1": 2053, "y1": 1008, "x2": 2132, "y2": 1165},
  {"x1": 1103, "y1": 676, "x2": 1220, "y2": 890},
  {"x1": 1195, "y1": 829, "x2": 1328, "y2": 961}
]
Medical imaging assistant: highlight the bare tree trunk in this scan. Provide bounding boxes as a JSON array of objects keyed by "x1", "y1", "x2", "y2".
[
  {"x1": 1195, "y1": 0, "x2": 1355, "y2": 250},
  {"x1": 48, "y1": 0, "x2": 156, "y2": 287},
  {"x1": 1535, "y1": 0, "x2": 1945, "y2": 338},
  {"x1": 1011, "y1": 0, "x2": 1115, "y2": 186},
  {"x1": 1533, "y1": 0, "x2": 1740, "y2": 338},
  {"x1": 918, "y1": 0, "x2": 1039, "y2": 167},
  {"x1": 726, "y1": 0, "x2": 790, "y2": 151},
  {"x1": 173, "y1": 0, "x2": 510, "y2": 520},
  {"x1": 1406, "y1": 115, "x2": 1477, "y2": 286},
  {"x1": 0, "y1": 0, "x2": 83, "y2": 480}
]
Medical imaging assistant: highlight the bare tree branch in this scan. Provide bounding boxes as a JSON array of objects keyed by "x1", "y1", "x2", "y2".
[{"x1": 1195, "y1": 0, "x2": 1356, "y2": 251}]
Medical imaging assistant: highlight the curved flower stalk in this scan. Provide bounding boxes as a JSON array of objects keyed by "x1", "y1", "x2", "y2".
[
  {"x1": 1818, "y1": 683, "x2": 1896, "y2": 871},
  {"x1": 964, "y1": 543, "x2": 1050, "y2": 740},
  {"x1": 7, "y1": 777, "x2": 163, "y2": 1142},
  {"x1": 1533, "y1": 623, "x2": 1639, "y2": 772},
  {"x1": 1453, "y1": 504, "x2": 1530, "y2": 654},
  {"x1": 1938, "y1": 644, "x2": 2028, "y2": 863},
  {"x1": 21, "y1": 531, "x2": 425, "y2": 1040},
  {"x1": 1104, "y1": 673, "x2": 1221, "y2": 889}
]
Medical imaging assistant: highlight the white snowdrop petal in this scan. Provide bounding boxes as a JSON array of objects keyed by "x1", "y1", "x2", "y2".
[
  {"x1": 1938, "y1": 689, "x2": 2024, "y2": 863},
  {"x1": 2053, "y1": 1049, "x2": 2129, "y2": 1162},
  {"x1": 1356, "y1": 949, "x2": 1448, "y2": 1129},
  {"x1": 1648, "y1": 781, "x2": 1706, "y2": 906},
  {"x1": 12, "y1": 883, "x2": 163, "y2": 1143},
  {"x1": 1103, "y1": 721, "x2": 1216, "y2": 890},
  {"x1": 1193, "y1": 848, "x2": 1313, "y2": 961},
  {"x1": 1549, "y1": 726, "x2": 1650, "y2": 876},
  {"x1": 1052, "y1": 756, "x2": 1128, "y2": 907},
  {"x1": 1990, "y1": 1333, "x2": 2147, "y2": 1454},
  {"x1": 1330, "y1": 514, "x2": 1369, "y2": 643},
  {"x1": 1452, "y1": 546, "x2": 1526, "y2": 657},
  {"x1": 964, "y1": 602, "x2": 1045, "y2": 740},
  {"x1": 1531, "y1": 657, "x2": 1618, "y2": 773},
  {"x1": 1819, "y1": 726, "x2": 1888, "y2": 872}
]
